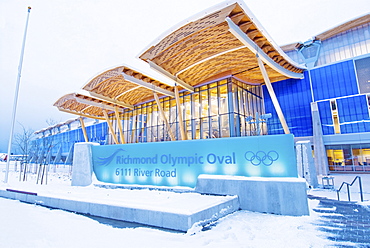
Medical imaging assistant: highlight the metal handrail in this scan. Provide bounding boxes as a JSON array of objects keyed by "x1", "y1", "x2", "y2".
[{"x1": 337, "y1": 176, "x2": 364, "y2": 202}]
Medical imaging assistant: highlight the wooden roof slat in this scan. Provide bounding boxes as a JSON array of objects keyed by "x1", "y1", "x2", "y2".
[
  {"x1": 238, "y1": 21, "x2": 253, "y2": 32},
  {"x1": 139, "y1": 1, "x2": 306, "y2": 86},
  {"x1": 53, "y1": 93, "x2": 123, "y2": 120},
  {"x1": 77, "y1": 65, "x2": 176, "y2": 108},
  {"x1": 229, "y1": 12, "x2": 245, "y2": 24},
  {"x1": 163, "y1": 34, "x2": 244, "y2": 76},
  {"x1": 139, "y1": 4, "x2": 238, "y2": 62},
  {"x1": 152, "y1": 22, "x2": 231, "y2": 67},
  {"x1": 246, "y1": 29, "x2": 259, "y2": 40},
  {"x1": 83, "y1": 67, "x2": 124, "y2": 91}
]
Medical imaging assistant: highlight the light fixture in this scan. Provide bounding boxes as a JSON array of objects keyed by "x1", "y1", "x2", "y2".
[{"x1": 246, "y1": 112, "x2": 272, "y2": 136}]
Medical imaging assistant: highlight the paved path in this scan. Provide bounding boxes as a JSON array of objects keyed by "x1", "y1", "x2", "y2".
[{"x1": 309, "y1": 195, "x2": 370, "y2": 247}]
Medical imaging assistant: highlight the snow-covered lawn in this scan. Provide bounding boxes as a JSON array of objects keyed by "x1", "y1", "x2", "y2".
[{"x1": 1, "y1": 162, "x2": 369, "y2": 248}]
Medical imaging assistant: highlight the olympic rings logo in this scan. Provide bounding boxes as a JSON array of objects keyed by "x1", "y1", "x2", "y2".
[{"x1": 244, "y1": 151, "x2": 279, "y2": 166}]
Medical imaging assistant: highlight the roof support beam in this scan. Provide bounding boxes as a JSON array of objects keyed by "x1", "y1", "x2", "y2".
[
  {"x1": 122, "y1": 73, "x2": 175, "y2": 97},
  {"x1": 103, "y1": 110, "x2": 120, "y2": 145},
  {"x1": 175, "y1": 45, "x2": 247, "y2": 77},
  {"x1": 226, "y1": 17, "x2": 304, "y2": 79},
  {"x1": 114, "y1": 106, "x2": 125, "y2": 144},
  {"x1": 56, "y1": 108, "x2": 105, "y2": 120},
  {"x1": 89, "y1": 92, "x2": 134, "y2": 109},
  {"x1": 79, "y1": 117, "x2": 89, "y2": 142},
  {"x1": 130, "y1": 115, "x2": 137, "y2": 143},
  {"x1": 80, "y1": 105, "x2": 92, "y2": 112},
  {"x1": 148, "y1": 60, "x2": 194, "y2": 92},
  {"x1": 256, "y1": 55, "x2": 290, "y2": 134},
  {"x1": 174, "y1": 86, "x2": 187, "y2": 140},
  {"x1": 115, "y1": 86, "x2": 141, "y2": 99},
  {"x1": 153, "y1": 92, "x2": 176, "y2": 141},
  {"x1": 74, "y1": 96, "x2": 117, "y2": 112}
]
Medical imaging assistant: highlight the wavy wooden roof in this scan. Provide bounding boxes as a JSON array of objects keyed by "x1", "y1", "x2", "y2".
[
  {"x1": 82, "y1": 66, "x2": 176, "y2": 107},
  {"x1": 139, "y1": 1, "x2": 306, "y2": 86},
  {"x1": 53, "y1": 93, "x2": 124, "y2": 120}
]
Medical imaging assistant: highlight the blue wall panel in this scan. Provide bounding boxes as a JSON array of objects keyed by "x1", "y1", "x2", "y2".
[
  {"x1": 310, "y1": 60, "x2": 358, "y2": 101},
  {"x1": 337, "y1": 95, "x2": 370, "y2": 134},
  {"x1": 263, "y1": 71, "x2": 313, "y2": 137},
  {"x1": 317, "y1": 101, "x2": 335, "y2": 135}
]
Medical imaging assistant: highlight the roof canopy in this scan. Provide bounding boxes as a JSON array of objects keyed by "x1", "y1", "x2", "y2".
[
  {"x1": 53, "y1": 92, "x2": 125, "y2": 119},
  {"x1": 82, "y1": 66, "x2": 176, "y2": 107},
  {"x1": 139, "y1": 1, "x2": 305, "y2": 88},
  {"x1": 54, "y1": 65, "x2": 177, "y2": 120},
  {"x1": 54, "y1": 1, "x2": 307, "y2": 123}
]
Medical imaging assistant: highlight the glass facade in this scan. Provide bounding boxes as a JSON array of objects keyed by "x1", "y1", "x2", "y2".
[
  {"x1": 31, "y1": 78, "x2": 265, "y2": 164},
  {"x1": 119, "y1": 78, "x2": 264, "y2": 143},
  {"x1": 284, "y1": 50, "x2": 304, "y2": 65},
  {"x1": 285, "y1": 23, "x2": 370, "y2": 67},
  {"x1": 30, "y1": 122, "x2": 108, "y2": 164},
  {"x1": 317, "y1": 23, "x2": 370, "y2": 66},
  {"x1": 310, "y1": 60, "x2": 358, "y2": 101},
  {"x1": 337, "y1": 95, "x2": 370, "y2": 133},
  {"x1": 318, "y1": 100, "x2": 335, "y2": 135},
  {"x1": 327, "y1": 144, "x2": 370, "y2": 172},
  {"x1": 263, "y1": 71, "x2": 313, "y2": 137},
  {"x1": 355, "y1": 56, "x2": 370, "y2": 94}
]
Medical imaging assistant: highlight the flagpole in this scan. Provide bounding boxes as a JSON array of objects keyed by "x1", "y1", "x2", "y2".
[{"x1": 4, "y1": 7, "x2": 32, "y2": 183}]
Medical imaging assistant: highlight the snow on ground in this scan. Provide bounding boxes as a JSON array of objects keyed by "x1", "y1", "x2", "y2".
[{"x1": 0, "y1": 161, "x2": 369, "y2": 248}]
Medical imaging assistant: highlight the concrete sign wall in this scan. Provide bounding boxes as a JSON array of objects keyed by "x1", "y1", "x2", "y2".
[{"x1": 92, "y1": 134, "x2": 297, "y2": 187}]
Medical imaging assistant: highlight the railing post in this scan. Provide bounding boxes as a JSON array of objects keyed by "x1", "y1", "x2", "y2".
[
  {"x1": 358, "y1": 176, "x2": 364, "y2": 202},
  {"x1": 336, "y1": 176, "x2": 364, "y2": 202},
  {"x1": 347, "y1": 184, "x2": 351, "y2": 201},
  {"x1": 337, "y1": 191, "x2": 340, "y2": 201}
]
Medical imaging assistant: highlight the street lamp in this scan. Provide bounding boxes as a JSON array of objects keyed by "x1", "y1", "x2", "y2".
[{"x1": 4, "y1": 7, "x2": 31, "y2": 183}]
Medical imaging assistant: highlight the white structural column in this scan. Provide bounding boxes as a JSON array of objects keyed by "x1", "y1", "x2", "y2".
[
  {"x1": 174, "y1": 86, "x2": 187, "y2": 140},
  {"x1": 114, "y1": 106, "x2": 125, "y2": 144},
  {"x1": 153, "y1": 92, "x2": 176, "y2": 141},
  {"x1": 257, "y1": 56, "x2": 290, "y2": 134},
  {"x1": 226, "y1": 17, "x2": 304, "y2": 79},
  {"x1": 130, "y1": 115, "x2": 137, "y2": 143},
  {"x1": 79, "y1": 117, "x2": 89, "y2": 142},
  {"x1": 148, "y1": 61, "x2": 195, "y2": 92},
  {"x1": 103, "y1": 110, "x2": 120, "y2": 145},
  {"x1": 121, "y1": 73, "x2": 175, "y2": 97},
  {"x1": 311, "y1": 102, "x2": 329, "y2": 175}
]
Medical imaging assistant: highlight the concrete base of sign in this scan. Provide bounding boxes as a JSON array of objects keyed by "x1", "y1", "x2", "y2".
[
  {"x1": 196, "y1": 175, "x2": 309, "y2": 216},
  {"x1": 0, "y1": 189, "x2": 239, "y2": 232},
  {"x1": 71, "y1": 142, "x2": 99, "y2": 186}
]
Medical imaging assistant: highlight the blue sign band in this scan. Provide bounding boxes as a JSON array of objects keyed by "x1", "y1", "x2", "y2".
[{"x1": 92, "y1": 134, "x2": 298, "y2": 187}]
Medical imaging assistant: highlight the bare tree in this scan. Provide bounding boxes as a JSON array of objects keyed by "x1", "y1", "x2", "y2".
[
  {"x1": 46, "y1": 118, "x2": 59, "y2": 127},
  {"x1": 12, "y1": 123, "x2": 34, "y2": 177},
  {"x1": 13, "y1": 123, "x2": 34, "y2": 161}
]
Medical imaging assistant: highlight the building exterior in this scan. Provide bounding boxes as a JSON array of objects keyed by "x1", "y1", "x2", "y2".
[
  {"x1": 31, "y1": 1, "x2": 370, "y2": 174},
  {"x1": 273, "y1": 14, "x2": 370, "y2": 173}
]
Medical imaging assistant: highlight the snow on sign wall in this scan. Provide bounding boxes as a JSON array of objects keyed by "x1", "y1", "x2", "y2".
[{"x1": 92, "y1": 134, "x2": 298, "y2": 187}]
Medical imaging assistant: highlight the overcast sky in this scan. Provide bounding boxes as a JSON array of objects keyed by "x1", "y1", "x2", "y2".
[{"x1": 0, "y1": 0, "x2": 369, "y2": 153}]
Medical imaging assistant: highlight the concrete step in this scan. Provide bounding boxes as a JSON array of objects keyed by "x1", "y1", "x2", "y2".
[{"x1": 0, "y1": 188, "x2": 239, "y2": 232}]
